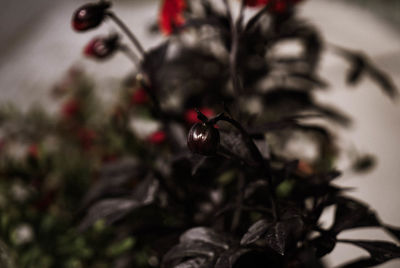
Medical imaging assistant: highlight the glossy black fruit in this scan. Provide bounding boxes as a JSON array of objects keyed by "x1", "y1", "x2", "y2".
[
  {"x1": 187, "y1": 123, "x2": 220, "y2": 156},
  {"x1": 72, "y1": 2, "x2": 111, "y2": 32}
]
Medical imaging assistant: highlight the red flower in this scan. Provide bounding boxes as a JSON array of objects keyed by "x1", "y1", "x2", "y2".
[
  {"x1": 77, "y1": 128, "x2": 97, "y2": 150},
  {"x1": 148, "y1": 130, "x2": 167, "y2": 144},
  {"x1": 28, "y1": 144, "x2": 39, "y2": 159},
  {"x1": 245, "y1": 0, "x2": 303, "y2": 13},
  {"x1": 61, "y1": 99, "x2": 80, "y2": 119},
  {"x1": 159, "y1": 0, "x2": 186, "y2": 35},
  {"x1": 131, "y1": 88, "x2": 149, "y2": 105},
  {"x1": 185, "y1": 108, "x2": 214, "y2": 124}
]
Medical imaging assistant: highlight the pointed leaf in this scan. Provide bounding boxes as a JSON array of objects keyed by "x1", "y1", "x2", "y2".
[
  {"x1": 311, "y1": 233, "x2": 337, "y2": 257},
  {"x1": 175, "y1": 257, "x2": 209, "y2": 268},
  {"x1": 180, "y1": 227, "x2": 230, "y2": 250},
  {"x1": 339, "y1": 239, "x2": 400, "y2": 263},
  {"x1": 79, "y1": 176, "x2": 159, "y2": 230},
  {"x1": 241, "y1": 219, "x2": 272, "y2": 245},
  {"x1": 331, "y1": 197, "x2": 380, "y2": 234},
  {"x1": 265, "y1": 222, "x2": 287, "y2": 255},
  {"x1": 214, "y1": 248, "x2": 250, "y2": 268},
  {"x1": 79, "y1": 198, "x2": 141, "y2": 230},
  {"x1": 81, "y1": 157, "x2": 144, "y2": 207},
  {"x1": 338, "y1": 257, "x2": 380, "y2": 268},
  {"x1": 384, "y1": 224, "x2": 400, "y2": 243},
  {"x1": 163, "y1": 241, "x2": 219, "y2": 265}
]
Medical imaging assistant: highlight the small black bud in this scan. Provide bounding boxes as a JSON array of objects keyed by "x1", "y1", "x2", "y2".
[
  {"x1": 84, "y1": 34, "x2": 119, "y2": 60},
  {"x1": 72, "y1": 2, "x2": 111, "y2": 32}
]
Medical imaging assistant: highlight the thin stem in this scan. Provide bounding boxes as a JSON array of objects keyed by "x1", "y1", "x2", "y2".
[
  {"x1": 218, "y1": 114, "x2": 278, "y2": 220},
  {"x1": 222, "y1": 0, "x2": 233, "y2": 23},
  {"x1": 107, "y1": 11, "x2": 145, "y2": 56},
  {"x1": 231, "y1": 172, "x2": 245, "y2": 231},
  {"x1": 224, "y1": 0, "x2": 245, "y2": 95},
  {"x1": 138, "y1": 74, "x2": 166, "y2": 119}
]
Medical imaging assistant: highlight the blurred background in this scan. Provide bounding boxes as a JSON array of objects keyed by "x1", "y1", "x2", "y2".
[{"x1": 0, "y1": 0, "x2": 399, "y2": 267}]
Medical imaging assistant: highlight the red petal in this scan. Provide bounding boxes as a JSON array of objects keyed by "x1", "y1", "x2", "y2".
[
  {"x1": 244, "y1": 0, "x2": 269, "y2": 7},
  {"x1": 184, "y1": 108, "x2": 214, "y2": 124},
  {"x1": 159, "y1": 0, "x2": 186, "y2": 35},
  {"x1": 77, "y1": 128, "x2": 97, "y2": 150},
  {"x1": 61, "y1": 99, "x2": 80, "y2": 119},
  {"x1": 245, "y1": 0, "x2": 304, "y2": 13},
  {"x1": 149, "y1": 131, "x2": 167, "y2": 144},
  {"x1": 131, "y1": 88, "x2": 149, "y2": 105},
  {"x1": 28, "y1": 144, "x2": 39, "y2": 159}
]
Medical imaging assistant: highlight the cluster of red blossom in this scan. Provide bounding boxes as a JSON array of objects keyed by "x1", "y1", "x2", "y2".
[
  {"x1": 70, "y1": 1, "x2": 223, "y2": 148},
  {"x1": 70, "y1": 0, "x2": 303, "y2": 150},
  {"x1": 61, "y1": 99, "x2": 97, "y2": 151},
  {"x1": 159, "y1": 0, "x2": 304, "y2": 35}
]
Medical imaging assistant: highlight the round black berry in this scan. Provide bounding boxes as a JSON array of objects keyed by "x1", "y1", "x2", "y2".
[
  {"x1": 187, "y1": 123, "x2": 220, "y2": 156},
  {"x1": 84, "y1": 34, "x2": 119, "y2": 59},
  {"x1": 72, "y1": 2, "x2": 111, "y2": 32}
]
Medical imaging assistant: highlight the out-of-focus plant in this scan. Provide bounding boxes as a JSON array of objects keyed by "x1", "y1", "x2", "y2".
[{"x1": 0, "y1": 0, "x2": 399, "y2": 267}]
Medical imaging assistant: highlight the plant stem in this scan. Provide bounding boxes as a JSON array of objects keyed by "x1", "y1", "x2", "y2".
[
  {"x1": 218, "y1": 114, "x2": 278, "y2": 220},
  {"x1": 231, "y1": 172, "x2": 245, "y2": 232},
  {"x1": 107, "y1": 11, "x2": 145, "y2": 56},
  {"x1": 138, "y1": 77, "x2": 163, "y2": 116},
  {"x1": 224, "y1": 0, "x2": 245, "y2": 95}
]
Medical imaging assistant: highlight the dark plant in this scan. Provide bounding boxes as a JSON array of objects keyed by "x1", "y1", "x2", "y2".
[{"x1": 0, "y1": 0, "x2": 399, "y2": 267}]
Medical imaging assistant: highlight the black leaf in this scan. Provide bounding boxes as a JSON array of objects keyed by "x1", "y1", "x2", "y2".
[
  {"x1": 331, "y1": 197, "x2": 380, "y2": 234},
  {"x1": 265, "y1": 217, "x2": 304, "y2": 256},
  {"x1": 219, "y1": 130, "x2": 253, "y2": 164},
  {"x1": 79, "y1": 176, "x2": 159, "y2": 230},
  {"x1": 231, "y1": 250, "x2": 284, "y2": 268},
  {"x1": 367, "y1": 63, "x2": 398, "y2": 99},
  {"x1": 346, "y1": 53, "x2": 366, "y2": 85},
  {"x1": 214, "y1": 248, "x2": 250, "y2": 268},
  {"x1": 241, "y1": 217, "x2": 304, "y2": 256},
  {"x1": 163, "y1": 241, "x2": 219, "y2": 267},
  {"x1": 240, "y1": 219, "x2": 272, "y2": 245},
  {"x1": 307, "y1": 170, "x2": 341, "y2": 185},
  {"x1": 338, "y1": 257, "x2": 380, "y2": 268},
  {"x1": 180, "y1": 227, "x2": 230, "y2": 250},
  {"x1": 175, "y1": 258, "x2": 209, "y2": 268},
  {"x1": 79, "y1": 198, "x2": 141, "y2": 231},
  {"x1": 383, "y1": 224, "x2": 400, "y2": 243},
  {"x1": 81, "y1": 157, "x2": 145, "y2": 208},
  {"x1": 351, "y1": 154, "x2": 376, "y2": 173},
  {"x1": 163, "y1": 227, "x2": 234, "y2": 268},
  {"x1": 265, "y1": 222, "x2": 288, "y2": 256},
  {"x1": 335, "y1": 47, "x2": 398, "y2": 99},
  {"x1": 289, "y1": 72, "x2": 328, "y2": 89},
  {"x1": 141, "y1": 41, "x2": 170, "y2": 89},
  {"x1": 262, "y1": 89, "x2": 351, "y2": 126},
  {"x1": 311, "y1": 232, "x2": 337, "y2": 257},
  {"x1": 339, "y1": 239, "x2": 400, "y2": 264}
]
